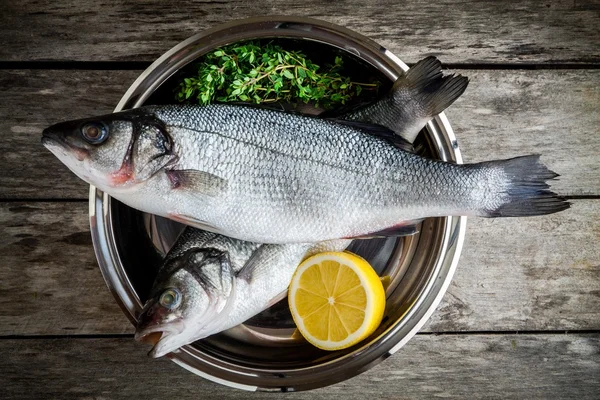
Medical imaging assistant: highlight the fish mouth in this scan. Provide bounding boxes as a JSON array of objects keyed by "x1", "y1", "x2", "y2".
[
  {"x1": 41, "y1": 129, "x2": 90, "y2": 161},
  {"x1": 134, "y1": 319, "x2": 186, "y2": 358}
]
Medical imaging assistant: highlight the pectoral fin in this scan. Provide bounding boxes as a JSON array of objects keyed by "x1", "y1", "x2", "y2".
[{"x1": 166, "y1": 169, "x2": 228, "y2": 197}]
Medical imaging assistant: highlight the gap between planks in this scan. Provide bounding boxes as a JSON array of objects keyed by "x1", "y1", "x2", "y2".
[
  {"x1": 2, "y1": 61, "x2": 600, "y2": 71},
  {"x1": 3, "y1": 330, "x2": 600, "y2": 340}
]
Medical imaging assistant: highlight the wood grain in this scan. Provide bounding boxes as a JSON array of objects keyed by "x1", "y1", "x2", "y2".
[
  {"x1": 0, "y1": 70, "x2": 139, "y2": 199},
  {"x1": 1, "y1": 69, "x2": 599, "y2": 199},
  {"x1": 1, "y1": 0, "x2": 599, "y2": 64},
  {"x1": 1, "y1": 334, "x2": 598, "y2": 399},
  {"x1": 0, "y1": 202, "x2": 131, "y2": 335},
  {"x1": 449, "y1": 69, "x2": 600, "y2": 196},
  {"x1": 425, "y1": 199, "x2": 600, "y2": 332},
  {"x1": 1, "y1": 200, "x2": 598, "y2": 335}
]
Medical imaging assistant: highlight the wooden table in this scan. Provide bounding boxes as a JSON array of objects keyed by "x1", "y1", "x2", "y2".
[{"x1": 1, "y1": 1, "x2": 599, "y2": 399}]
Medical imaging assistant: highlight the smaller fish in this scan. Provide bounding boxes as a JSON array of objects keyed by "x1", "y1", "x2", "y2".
[{"x1": 135, "y1": 228, "x2": 349, "y2": 358}]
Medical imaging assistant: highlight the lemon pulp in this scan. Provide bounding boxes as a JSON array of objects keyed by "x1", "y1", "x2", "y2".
[{"x1": 288, "y1": 251, "x2": 385, "y2": 350}]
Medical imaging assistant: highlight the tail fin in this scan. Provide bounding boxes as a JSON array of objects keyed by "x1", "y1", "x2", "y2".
[
  {"x1": 394, "y1": 56, "x2": 469, "y2": 117},
  {"x1": 333, "y1": 57, "x2": 468, "y2": 143},
  {"x1": 481, "y1": 155, "x2": 570, "y2": 217}
]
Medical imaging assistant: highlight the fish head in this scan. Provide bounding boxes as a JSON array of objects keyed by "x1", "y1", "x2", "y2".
[
  {"x1": 135, "y1": 248, "x2": 235, "y2": 358},
  {"x1": 41, "y1": 109, "x2": 176, "y2": 192}
]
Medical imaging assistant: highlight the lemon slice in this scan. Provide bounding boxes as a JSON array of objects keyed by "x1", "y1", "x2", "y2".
[{"x1": 288, "y1": 251, "x2": 385, "y2": 350}]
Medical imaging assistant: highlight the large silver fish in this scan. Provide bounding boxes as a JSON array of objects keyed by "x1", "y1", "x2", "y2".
[
  {"x1": 41, "y1": 58, "x2": 568, "y2": 244},
  {"x1": 135, "y1": 227, "x2": 349, "y2": 357}
]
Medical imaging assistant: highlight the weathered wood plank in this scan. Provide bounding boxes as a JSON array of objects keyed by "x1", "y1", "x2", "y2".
[
  {"x1": 1, "y1": 0, "x2": 599, "y2": 64},
  {"x1": 449, "y1": 69, "x2": 600, "y2": 196},
  {"x1": 1, "y1": 200, "x2": 598, "y2": 335},
  {"x1": 1, "y1": 69, "x2": 598, "y2": 199},
  {"x1": 0, "y1": 202, "x2": 130, "y2": 335},
  {"x1": 425, "y1": 199, "x2": 600, "y2": 332},
  {"x1": 0, "y1": 70, "x2": 139, "y2": 199},
  {"x1": 1, "y1": 334, "x2": 598, "y2": 399}
]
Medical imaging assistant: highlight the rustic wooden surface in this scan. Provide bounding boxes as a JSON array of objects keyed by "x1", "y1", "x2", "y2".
[
  {"x1": 1, "y1": 1, "x2": 599, "y2": 399},
  {"x1": 1, "y1": 335, "x2": 599, "y2": 399},
  {"x1": 1, "y1": 0, "x2": 599, "y2": 64}
]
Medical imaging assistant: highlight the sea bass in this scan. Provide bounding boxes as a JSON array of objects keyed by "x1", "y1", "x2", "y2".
[
  {"x1": 42, "y1": 62, "x2": 568, "y2": 244},
  {"x1": 135, "y1": 227, "x2": 349, "y2": 357}
]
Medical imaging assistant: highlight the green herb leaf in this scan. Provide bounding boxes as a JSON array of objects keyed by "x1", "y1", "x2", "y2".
[
  {"x1": 175, "y1": 40, "x2": 380, "y2": 110},
  {"x1": 282, "y1": 69, "x2": 294, "y2": 79}
]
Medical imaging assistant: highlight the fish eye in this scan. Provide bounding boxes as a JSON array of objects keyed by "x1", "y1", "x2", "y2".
[
  {"x1": 159, "y1": 288, "x2": 181, "y2": 309},
  {"x1": 81, "y1": 122, "x2": 109, "y2": 144}
]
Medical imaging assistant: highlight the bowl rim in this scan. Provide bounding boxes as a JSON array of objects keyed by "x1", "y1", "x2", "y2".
[{"x1": 89, "y1": 16, "x2": 467, "y2": 392}]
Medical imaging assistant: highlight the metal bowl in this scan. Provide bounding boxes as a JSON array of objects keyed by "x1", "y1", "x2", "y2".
[{"x1": 90, "y1": 16, "x2": 466, "y2": 391}]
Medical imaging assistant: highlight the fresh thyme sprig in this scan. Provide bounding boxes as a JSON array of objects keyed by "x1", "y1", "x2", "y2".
[{"x1": 175, "y1": 41, "x2": 379, "y2": 110}]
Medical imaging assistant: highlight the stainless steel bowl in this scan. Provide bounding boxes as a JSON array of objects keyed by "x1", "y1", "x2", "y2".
[{"x1": 90, "y1": 16, "x2": 466, "y2": 391}]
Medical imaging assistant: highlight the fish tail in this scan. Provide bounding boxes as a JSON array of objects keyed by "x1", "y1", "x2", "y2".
[
  {"x1": 394, "y1": 56, "x2": 469, "y2": 117},
  {"x1": 477, "y1": 155, "x2": 570, "y2": 217}
]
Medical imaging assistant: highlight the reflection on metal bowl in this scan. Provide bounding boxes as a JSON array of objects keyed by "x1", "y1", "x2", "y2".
[{"x1": 89, "y1": 16, "x2": 466, "y2": 392}]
